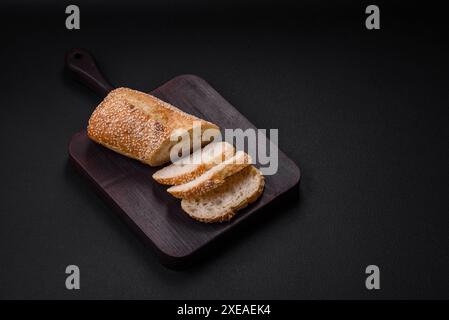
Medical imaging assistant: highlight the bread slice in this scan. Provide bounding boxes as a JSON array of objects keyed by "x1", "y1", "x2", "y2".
[
  {"x1": 87, "y1": 87, "x2": 219, "y2": 166},
  {"x1": 181, "y1": 166, "x2": 264, "y2": 222},
  {"x1": 152, "y1": 141, "x2": 235, "y2": 185},
  {"x1": 167, "y1": 151, "x2": 251, "y2": 199}
]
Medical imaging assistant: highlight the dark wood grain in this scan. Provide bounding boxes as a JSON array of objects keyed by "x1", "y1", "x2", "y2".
[{"x1": 69, "y1": 74, "x2": 300, "y2": 267}]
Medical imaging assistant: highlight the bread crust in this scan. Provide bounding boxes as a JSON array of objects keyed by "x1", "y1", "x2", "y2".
[
  {"x1": 181, "y1": 166, "x2": 265, "y2": 223},
  {"x1": 87, "y1": 87, "x2": 219, "y2": 166}
]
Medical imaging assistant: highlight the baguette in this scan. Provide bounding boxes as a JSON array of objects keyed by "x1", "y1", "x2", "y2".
[
  {"x1": 87, "y1": 87, "x2": 219, "y2": 166},
  {"x1": 152, "y1": 141, "x2": 235, "y2": 185},
  {"x1": 181, "y1": 166, "x2": 264, "y2": 222},
  {"x1": 167, "y1": 151, "x2": 251, "y2": 199}
]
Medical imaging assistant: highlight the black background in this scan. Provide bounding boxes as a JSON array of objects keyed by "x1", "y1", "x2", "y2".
[{"x1": 0, "y1": 0, "x2": 448, "y2": 299}]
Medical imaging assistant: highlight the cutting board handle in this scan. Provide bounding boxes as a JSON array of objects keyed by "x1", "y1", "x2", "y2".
[{"x1": 65, "y1": 48, "x2": 114, "y2": 97}]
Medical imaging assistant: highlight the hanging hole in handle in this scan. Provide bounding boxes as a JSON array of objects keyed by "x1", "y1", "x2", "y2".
[{"x1": 73, "y1": 52, "x2": 83, "y2": 60}]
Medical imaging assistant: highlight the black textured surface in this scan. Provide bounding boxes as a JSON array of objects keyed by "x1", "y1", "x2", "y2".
[{"x1": 0, "y1": 1, "x2": 448, "y2": 299}]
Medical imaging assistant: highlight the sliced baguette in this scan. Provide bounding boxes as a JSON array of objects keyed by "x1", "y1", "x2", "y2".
[
  {"x1": 152, "y1": 141, "x2": 235, "y2": 185},
  {"x1": 167, "y1": 151, "x2": 251, "y2": 199},
  {"x1": 181, "y1": 166, "x2": 264, "y2": 223}
]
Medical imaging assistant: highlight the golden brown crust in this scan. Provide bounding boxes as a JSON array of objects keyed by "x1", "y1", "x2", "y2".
[
  {"x1": 181, "y1": 166, "x2": 265, "y2": 223},
  {"x1": 87, "y1": 87, "x2": 219, "y2": 166}
]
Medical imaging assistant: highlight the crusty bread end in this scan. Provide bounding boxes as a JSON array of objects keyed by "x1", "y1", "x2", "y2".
[{"x1": 87, "y1": 87, "x2": 219, "y2": 166}]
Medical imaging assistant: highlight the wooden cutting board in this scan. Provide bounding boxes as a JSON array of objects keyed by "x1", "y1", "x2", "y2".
[{"x1": 66, "y1": 49, "x2": 300, "y2": 268}]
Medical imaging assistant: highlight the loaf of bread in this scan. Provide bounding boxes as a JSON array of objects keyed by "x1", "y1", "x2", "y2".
[
  {"x1": 181, "y1": 166, "x2": 265, "y2": 223},
  {"x1": 152, "y1": 141, "x2": 235, "y2": 185},
  {"x1": 87, "y1": 87, "x2": 219, "y2": 166}
]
